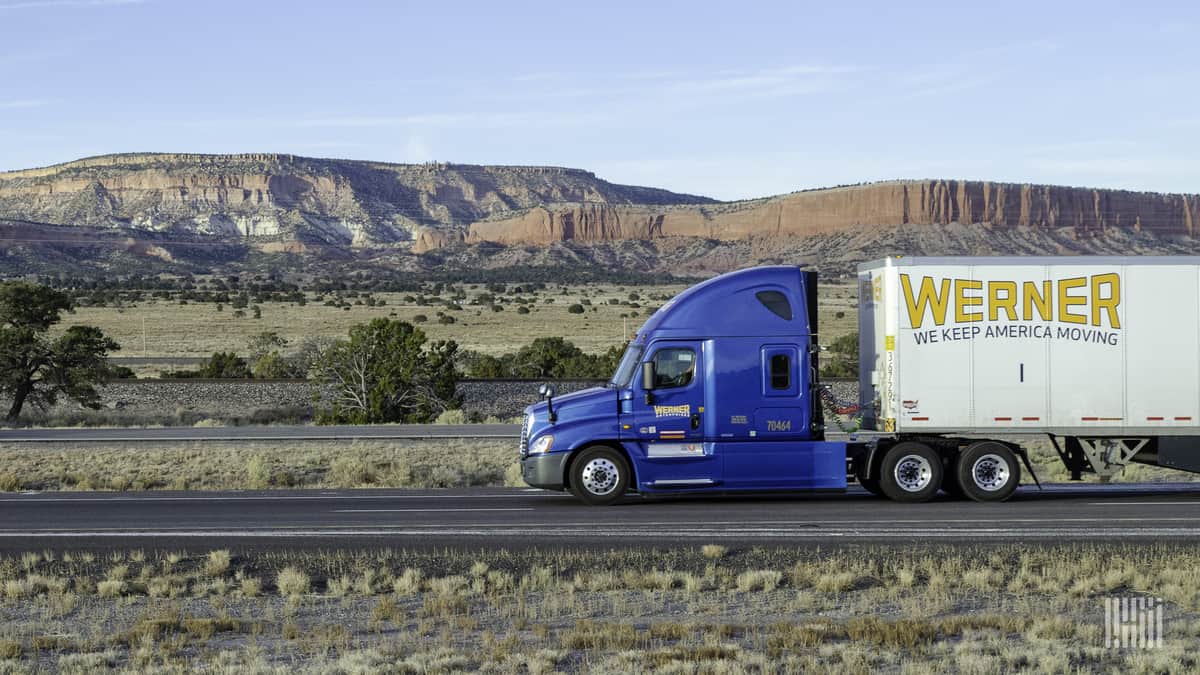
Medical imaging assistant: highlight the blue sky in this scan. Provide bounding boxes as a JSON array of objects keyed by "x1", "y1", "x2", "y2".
[{"x1": 0, "y1": 0, "x2": 1197, "y2": 200}]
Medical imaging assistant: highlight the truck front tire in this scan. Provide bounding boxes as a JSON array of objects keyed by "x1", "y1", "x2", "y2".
[
  {"x1": 879, "y1": 442, "x2": 942, "y2": 503},
  {"x1": 955, "y1": 442, "x2": 1020, "y2": 502},
  {"x1": 569, "y1": 446, "x2": 630, "y2": 506}
]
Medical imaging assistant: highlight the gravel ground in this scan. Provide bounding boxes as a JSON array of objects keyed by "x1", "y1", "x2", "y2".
[{"x1": 0, "y1": 544, "x2": 1196, "y2": 673}]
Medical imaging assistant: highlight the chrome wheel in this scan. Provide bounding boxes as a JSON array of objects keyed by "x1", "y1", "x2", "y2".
[
  {"x1": 971, "y1": 454, "x2": 1010, "y2": 492},
  {"x1": 581, "y1": 457, "x2": 620, "y2": 496},
  {"x1": 955, "y1": 442, "x2": 1020, "y2": 503},
  {"x1": 893, "y1": 454, "x2": 933, "y2": 492}
]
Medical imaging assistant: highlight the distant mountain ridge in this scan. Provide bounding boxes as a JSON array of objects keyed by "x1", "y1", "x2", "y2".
[
  {"x1": 1, "y1": 152, "x2": 1198, "y2": 278},
  {"x1": 0, "y1": 153, "x2": 714, "y2": 249}
]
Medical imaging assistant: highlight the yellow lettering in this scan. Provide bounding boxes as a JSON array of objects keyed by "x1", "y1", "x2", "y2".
[
  {"x1": 1058, "y1": 277, "x2": 1087, "y2": 324},
  {"x1": 1091, "y1": 273, "x2": 1121, "y2": 328},
  {"x1": 901, "y1": 274, "x2": 951, "y2": 329},
  {"x1": 653, "y1": 404, "x2": 691, "y2": 418},
  {"x1": 987, "y1": 281, "x2": 1018, "y2": 321},
  {"x1": 901, "y1": 272, "x2": 1121, "y2": 329},
  {"x1": 955, "y1": 279, "x2": 983, "y2": 322},
  {"x1": 1022, "y1": 281, "x2": 1052, "y2": 321}
]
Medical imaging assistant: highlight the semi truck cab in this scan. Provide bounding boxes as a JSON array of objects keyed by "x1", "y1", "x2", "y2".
[{"x1": 519, "y1": 266, "x2": 847, "y2": 505}]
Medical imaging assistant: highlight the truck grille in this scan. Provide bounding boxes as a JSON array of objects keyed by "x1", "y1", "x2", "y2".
[{"x1": 519, "y1": 414, "x2": 531, "y2": 457}]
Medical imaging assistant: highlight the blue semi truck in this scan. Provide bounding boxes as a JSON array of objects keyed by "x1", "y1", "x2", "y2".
[{"x1": 519, "y1": 259, "x2": 1200, "y2": 504}]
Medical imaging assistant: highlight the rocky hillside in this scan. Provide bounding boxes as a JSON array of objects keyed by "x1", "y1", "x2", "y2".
[
  {"x1": 0, "y1": 153, "x2": 713, "y2": 247},
  {"x1": 2, "y1": 153, "x2": 1199, "y2": 279}
]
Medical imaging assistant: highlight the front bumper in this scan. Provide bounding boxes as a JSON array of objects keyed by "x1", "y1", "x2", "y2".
[{"x1": 520, "y1": 452, "x2": 570, "y2": 490}]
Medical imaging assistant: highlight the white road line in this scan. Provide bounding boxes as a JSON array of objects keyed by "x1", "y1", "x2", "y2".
[
  {"x1": 332, "y1": 508, "x2": 534, "y2": 513},
  {"x1": 1, "y1": 517, "x2": 1197, "y2": 533},
  {"x1": 0, "y1": 527, "x2": 1197, "y2": 538},
  {"x1": 3, "y1": 436, "x2": 518, "y2": 441},
  {"x1": 5, "y1": 516, "x2": 1197, "y2": 533},
  {"x1": 0, "y1": 494, "x2": 564, "y2": 503},
  {"x1": 1087, "y1": 501, "x2": 1200, "y2": 505}
]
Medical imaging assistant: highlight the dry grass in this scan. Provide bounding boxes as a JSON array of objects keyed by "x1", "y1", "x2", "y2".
[
  {"x1": 0, "y1": 434, "x2": 1186, "y2": 495},
  {"x1": 0, "y1": 543, "x2": 1195, "y2": 672},
  {"x1": 57, "y1": 284, "x2": 683, "y2": 358},
  {"x1": 55, "y1": 282, "x2": 859, "y2": 359},
  {"x1": 0, "y1": 438, "x2": 519, "y2": 492},
  {"x1": 276, "y1": 567, "x2": 310, "y2": 598}
]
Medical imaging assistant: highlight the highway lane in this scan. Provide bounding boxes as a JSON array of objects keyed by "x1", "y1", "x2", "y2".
[
  {"x1": 2, "y1": 483, "x2": 1200, "y2": 552},
  {"x1": 0, "y1": 423, "x2": 521, "y2": 442}
]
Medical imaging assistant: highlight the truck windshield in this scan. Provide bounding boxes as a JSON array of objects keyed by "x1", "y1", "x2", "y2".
[{"x1": 609, "y1": 344, "x2": 645, "y2": 388}]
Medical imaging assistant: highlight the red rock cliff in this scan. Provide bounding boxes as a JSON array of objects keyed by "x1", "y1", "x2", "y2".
[{"x1": 466, "y1": 180, "x2": 1200, "y2": 246}]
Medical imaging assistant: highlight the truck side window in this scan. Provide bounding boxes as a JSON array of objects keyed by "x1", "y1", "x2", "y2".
[
  {"x1": 756, "y1": 290, "x2": 792, "y2": 320},
  {"x1": 652, "y1": 348, "x2": 695, "y2": 389},
  {"x1": 770, "y1": 353, "x2": 790, "y2": 390}
]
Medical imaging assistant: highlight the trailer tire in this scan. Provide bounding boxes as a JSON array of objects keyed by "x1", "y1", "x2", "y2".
[
  {"x1": 568, "y1": 446, "x2": 630, "y2": 506},
  {"x1": 879, "y1": 442, "x2": 942, "y2": 503},
  {"x1": 956, "y1": 442, "x2": 1020, "y2": 503}
]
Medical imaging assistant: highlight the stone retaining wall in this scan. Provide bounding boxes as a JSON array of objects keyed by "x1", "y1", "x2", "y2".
[{"x1": 44, "y1": 378, "x2": 860, "y2": 424}]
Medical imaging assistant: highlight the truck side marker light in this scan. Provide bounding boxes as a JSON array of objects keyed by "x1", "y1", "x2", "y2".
[
  {"x1": 994, "y1": 417, "x2": 1012, "y2": 422},
  {"x1": 912, "y1": 417, "x2": 929, "y2": 422},
  {"x1": 1022, "y1": 417, "x2": 1040, "y2": 421},
  {"x1": 1082, "y1": 417, "x2": 1099, "y2": 421},
  {"x1": 1176, "y1": 417, "x2": 1193, "y2": 421},
  {"x1": 1147, "y1": 417, "x2": 1164, "y2": 421},
  {"x1": 622, "y1": 424, "x2": 631, "y2": 430}
]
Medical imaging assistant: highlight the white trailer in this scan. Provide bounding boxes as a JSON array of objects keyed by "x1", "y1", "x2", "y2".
[{"x1": 850, "y1": 256, "x2": 1200, "y2": 502}]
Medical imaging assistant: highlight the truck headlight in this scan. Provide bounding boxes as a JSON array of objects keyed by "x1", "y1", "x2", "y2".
[{"x1": 529, "y1": 435, "x2": 554, "y2": 454}]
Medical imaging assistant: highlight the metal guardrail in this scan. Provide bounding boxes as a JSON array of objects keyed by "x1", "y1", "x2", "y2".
[
  {"x1": 0, "y1": 424, "x2": 523, "y2": 443},
  {"x1": 97, "y1": 377, "x2": 610, "y2": 385}
]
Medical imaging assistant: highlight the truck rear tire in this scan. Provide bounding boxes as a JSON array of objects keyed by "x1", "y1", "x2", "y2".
[
  {"x1": 569, "y1": 446, "x2": 630, "y2": 506},
  {"x1": 879, "y1": 442, "x2": 942, "y2": 503},
  {"x1": 955, "y1": 442, "x2": 1020, "y2": 503}
]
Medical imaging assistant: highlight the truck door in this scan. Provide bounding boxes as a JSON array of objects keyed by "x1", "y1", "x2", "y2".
[
  {"x1": 722, "y1": 343, "x2": 827, "y2": 488},
  {"x1": 630, "y1": 341, "x2": 718, "y2": 488}
]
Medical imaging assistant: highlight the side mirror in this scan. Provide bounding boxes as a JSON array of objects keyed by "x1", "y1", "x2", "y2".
[
  {"x1": 641, "y1": 362, "x2": 656, "y2": 405},
  {"x1": 538, "y1": 383, "x2": 557, "y2": 422}
]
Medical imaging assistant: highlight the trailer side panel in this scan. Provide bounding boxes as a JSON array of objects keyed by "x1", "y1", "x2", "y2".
[{"x1": 857, "y1": 256, "x2": 1200, "y2": 436}]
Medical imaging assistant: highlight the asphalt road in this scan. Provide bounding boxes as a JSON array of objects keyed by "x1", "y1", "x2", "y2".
[
  {"x1": 3, "y1": 483, "x2": 1200, "y2": 552},
  {"x1": 0, "y1": 424, "x2": 521, "y2": 442}
]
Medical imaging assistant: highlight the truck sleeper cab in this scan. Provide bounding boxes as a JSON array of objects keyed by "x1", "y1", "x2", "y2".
[{"x1": 519, "y1": 266, "x2": 847, "y2": 505}]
